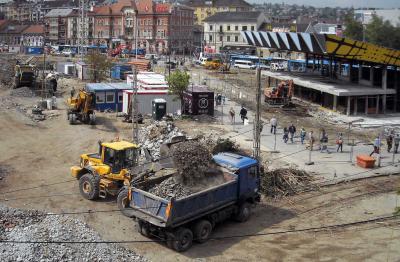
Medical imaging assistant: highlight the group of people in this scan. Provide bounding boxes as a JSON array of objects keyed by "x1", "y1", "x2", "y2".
[
  {"x1": 370, "y1": 132, "x2": 400, "y2": 156},
  {"x1": 228, "y1": 106, "x2": 248, "y2": 124}
]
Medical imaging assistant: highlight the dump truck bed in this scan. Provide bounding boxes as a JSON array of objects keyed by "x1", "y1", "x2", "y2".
[{"x1": 129, "y1": 173, "x2": 238, "y2": 228}]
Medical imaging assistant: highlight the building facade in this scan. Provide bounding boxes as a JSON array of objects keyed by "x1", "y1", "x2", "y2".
[
  {"x1": 203, "y1": 11, "x2": 265, "y2": 53},
  {"x1": 44, "y1": 9, "x2": 73, "y2": 45}
]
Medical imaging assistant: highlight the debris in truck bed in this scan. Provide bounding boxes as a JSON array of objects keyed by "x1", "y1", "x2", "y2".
[
  {"x1": 170, "y1": 140, "x2": 214, "y2": 185},
  {"x1": 260, "y1": 168, "x2": 318, "y2": 198},
  {"x1": 148, "y1": 176, "x2": 194, "y2": 200}
]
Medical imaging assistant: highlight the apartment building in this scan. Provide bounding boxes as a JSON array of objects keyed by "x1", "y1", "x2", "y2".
[{"x1": 44, "y1": 8, "x2": 73, "y2": 45}]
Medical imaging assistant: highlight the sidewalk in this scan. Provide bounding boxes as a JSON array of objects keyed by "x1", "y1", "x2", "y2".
[{"x1": 190, "y1": 69, "x2": 400, "y2": 183}]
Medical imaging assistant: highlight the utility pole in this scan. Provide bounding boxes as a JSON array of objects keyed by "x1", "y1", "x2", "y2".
[
  {"x1": 131, "y1": 66, "x2": 139, "y2": 144},
  {"x1": 135, "y1": 10, "x2": 138, "y2": 59},
  {"x1": 253, "y1": 67, "x2": 262, "y2": 161}
]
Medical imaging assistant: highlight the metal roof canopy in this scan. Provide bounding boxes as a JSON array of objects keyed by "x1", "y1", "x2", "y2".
[
  {"x1": 262, "y1": 71, "x2": 397, "y2": 97},
  {"x1": 241, "y1": 31, "x2": 400, "y2": 67}
]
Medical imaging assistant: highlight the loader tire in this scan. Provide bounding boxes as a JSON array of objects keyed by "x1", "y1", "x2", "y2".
[
  {"x1": 117, "y1": 189, "x2": 135, "y2": 218},
  {"x1": 79, "y1": 174, "x2": 99, "y2": 200},
  {"x1": 69, "y1": 113, "x2": 76, "y2": 125},
  {"x1": 89, "y1": 113, "x2": 96, "y2": 125}
]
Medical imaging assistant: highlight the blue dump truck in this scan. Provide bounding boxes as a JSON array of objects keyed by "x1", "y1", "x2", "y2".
[{"x1": 126, "y1": 152, "x2": 260, "y2": 252}]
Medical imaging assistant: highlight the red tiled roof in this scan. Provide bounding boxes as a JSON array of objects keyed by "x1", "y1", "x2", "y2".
[
  {"x1": 93, "y1": 0, "x2": 136, "y2": 16},
  {"x1": 22, "y1": 25, "x2": 44, "y2": 35}
]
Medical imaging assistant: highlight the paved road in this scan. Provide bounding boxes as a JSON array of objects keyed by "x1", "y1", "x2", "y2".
[{"x1": 190, "y1": 68, "x2": 400, "y2": 183}]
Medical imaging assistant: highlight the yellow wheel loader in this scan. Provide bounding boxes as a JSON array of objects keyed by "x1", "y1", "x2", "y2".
[
  {"x1": 67, "y1": 89, "x2": 96, "y2": 125},
  {"x1": 70, "y1": 140, "x2": 140, "y2": 200}
]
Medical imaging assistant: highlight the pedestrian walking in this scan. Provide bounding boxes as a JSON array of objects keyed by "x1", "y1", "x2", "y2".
[
  {"x1": 239, "y1": 106, "x2": 247, "y2": 124},
  {"x1": 386, "y1": 134, "x2": 393, "y2": 153},
  {"x1": 300, "y1": 127, "x2": 306, "y2": 144},
  {"x1": 283, "y1": 127, "x2": 289, "y2": 143},
  {"x1": 394, "y1": 134, "x2": 400, "y2": 154},
  {"x1": 270, "y1": 116, "x2": 277, "y2": 134},
  {"x1": 320, "y1": 133, "x2": 330, "y2": 153},
  {"x1": 370, "y1": 136, "x2": 381, "y2": 156},
  {"x1": 288, "y1": 123, "x2": 296, "y2": 143},
  {"x1": 336, "y1": 133, "x2": 343, "y2": 153},
  {"x1": 229, "y1": 107, "x2": 235, "y2": 123},
  {"x1": 308, "y1": 130, "x2": 315, "y2": 150}
]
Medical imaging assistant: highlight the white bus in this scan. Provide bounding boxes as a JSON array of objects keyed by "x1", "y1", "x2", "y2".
[{"x1": 234, "y1": 60, "x2": 256, "y2": 69}]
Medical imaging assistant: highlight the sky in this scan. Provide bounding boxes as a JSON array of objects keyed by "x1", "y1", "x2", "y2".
[{"x1": 247, "y1": 0, "x2": 400, "y2": 8}]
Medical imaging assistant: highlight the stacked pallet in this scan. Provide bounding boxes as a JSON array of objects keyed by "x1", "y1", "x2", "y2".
[{"x1": 128, "y1": 59, "x2": 151, "y2": 71}]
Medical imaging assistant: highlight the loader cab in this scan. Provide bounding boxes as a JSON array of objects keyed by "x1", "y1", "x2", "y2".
[{"x1": 100, "y1": 141, "x2": 139, "y2": 173}]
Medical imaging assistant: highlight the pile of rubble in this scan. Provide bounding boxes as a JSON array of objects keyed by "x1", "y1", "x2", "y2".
[
  {"x1": 0, "y1": 57, "x2": 15, "y2": 89},
  {"x1": 149, "y1": 140, "x2": 226, "y2": 200},
  {"x1": 148, "y1": 177, "x2": 193, "y2": 200},
  {"x1": 10, "y1": 87, "x2": 36, "y2": 98},
  {"x1": 0, "y1": 205, "x2": 147, "y2": 262},
  {"x1": 139, "y1": 121, "x2": 184, "y2": 160},
  {"x1": 260, "y1": 168, "x2": 318, "y2": 198}
]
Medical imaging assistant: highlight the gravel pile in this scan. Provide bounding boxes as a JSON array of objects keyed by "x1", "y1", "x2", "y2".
[
  {"x1": 10, "y1": 87, "x2": 36, "y2": 97},
  {"x1": 0, "y1": 205, "x2": 147, "y2": 262},
  {"x1": 148, "y1": 177, "x2": 193, "y2": 200},
  {"x1": 0, "y1": 58, "x2": 15, "y2": 88},
  {"x1": 139, "y1": 121, "x2": 184, "y2": 160}
]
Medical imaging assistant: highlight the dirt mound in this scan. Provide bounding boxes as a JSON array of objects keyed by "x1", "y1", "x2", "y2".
[
  {"x1": 0, "y1": 57, "x2": 15, "y2": 89},
  {"x1": 10, "y1": 87, "x2": 36, "y2": 97},
  {"x1": 260, "y1": 168, "x2": 318, "y2": 198}
]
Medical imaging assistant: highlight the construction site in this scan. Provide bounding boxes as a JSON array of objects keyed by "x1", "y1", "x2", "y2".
[{"x1": 0, "y1": 42, "x2": 399, "y2": 261}]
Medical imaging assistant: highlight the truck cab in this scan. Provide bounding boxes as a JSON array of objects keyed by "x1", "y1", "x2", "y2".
[{"x1": 213, "y1": 152, "x2": 260, "y2": 202}]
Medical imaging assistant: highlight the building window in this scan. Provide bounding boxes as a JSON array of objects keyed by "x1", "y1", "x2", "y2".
[
  {"x1": 227, "y1": 35, "x2": 230, "y2": 42},
  {"x1": 235, "y1": 25, "x2": 238, "y2": 31},
  {"x1": 96, "y1": 92, "x2": 105, "y2": 104},
  {"x1": 209, "y1": 34, "x2": 212, "y2": 41},
  {"x1": 106, "y1": 92, "x2": 115, "y2": 103},
  {"x1": 235, "y1": 35, "x2": 238, "y2": 42},
  {"x1": 219, "y1": 35, "x2": 223, "y2": 41},
  {"x1": 251, "y1": 26, "x2": 254, "y2": 31},
  {"x1": 219, "y1": 25, "x2": 222, "y2": 32},
  {"x1": 242, "y1": 26, "x2": 247, "y2": 31},
  {"x1": 227, "y1": 25, "x2": 230, "y2": 31},
  {"x1": 209, "y1": 25, "x2": 213, "y2": 31},
  {"x1": 118, "y1": 92, "x2": 123, "y2": 102}
]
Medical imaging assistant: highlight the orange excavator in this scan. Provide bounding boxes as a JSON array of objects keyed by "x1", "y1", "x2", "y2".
[{"x1": 264, "y1": 80, "x2": 294, "y2": 107}]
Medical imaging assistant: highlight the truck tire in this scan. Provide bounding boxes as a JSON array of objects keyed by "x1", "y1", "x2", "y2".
[
  {"x1": 172, "y1": 227, "x2": 193, "y2": 252},
  {"x1": 193, "y1": 220, "x2": 212, "y2": 243},
  {"x1": 234, "y1": 202, "x2": 251, "y2": 222},
  {"x1": 137, "y1": 220, "x2": 150, "y2": 237},
  {"x1": 117, "y1": 189, "x2": 135, "y2": 218},
  {"x1": 79, "y1": 174, "x2": 99, "y2": 200}
]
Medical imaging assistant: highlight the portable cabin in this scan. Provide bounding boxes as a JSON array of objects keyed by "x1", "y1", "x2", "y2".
[
  {"x1": 183, "y1": 85, "x2": 214, "y2": 115},
  {"x1": 85, "y1": 83, "x2": 130, "y2": 112}
]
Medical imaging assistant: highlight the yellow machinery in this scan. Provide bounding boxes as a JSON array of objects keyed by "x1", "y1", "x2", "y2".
[
  {"x1": 67, "y1": 89, "x2": 96, "y2": 125},
  {"x1": 14, "y1": 63, "x2": 36, "y2": 88},
  {"x1": 204, "y1": 59, "x2": 230, "y2": 72},
  {"x1": 71, "y1": 140, "x2": 140, "y2": 200}
]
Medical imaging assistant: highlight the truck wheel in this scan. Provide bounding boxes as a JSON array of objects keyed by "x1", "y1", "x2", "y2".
[
  {"x1": 193, "y1": 220, "x2": 212, "y2": 243},
  {"x1": 172, "y1": 227, "x2": 193, "y2": 252},
  {"x1": 234, "y1": 202, "x2": 251, "y2": 222},
  {"x1": 89, "y1": 113, "x2": 96, "y2": 125},
  {"x1": 79, "y1": 174, "x2": 99, "y2": 200},
  {"x1": 137, "y1": 220, "x2": 150, "y2": 237},
  {"x1": 117, "y1": 189, "x2": 135, "y2": 218}
]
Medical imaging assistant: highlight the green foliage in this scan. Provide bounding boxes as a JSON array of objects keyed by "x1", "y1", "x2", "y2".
[
  {"x1": 166, "y1": 70, "x2": 190, "y2": 109},
  {"x1": 344, "y1": 13, "x2": 400, "y2": 49},
  {"x1": 84, "y1": 50, "x2": 112, "y2": 82},
  {"x1": 343, "y1": 12, "x2": 363, "y2": 41}
]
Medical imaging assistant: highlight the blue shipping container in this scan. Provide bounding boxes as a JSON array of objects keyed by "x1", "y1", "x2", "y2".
[
  {"x1": 111, "y1": 64, "x2": 132, "y2": 80},
  {"x1": 26, "y1": 47, "x2": 44, "y2": 55},
  {"x1": 85, "y1": 83, "x2": 131, "y2": 112}
]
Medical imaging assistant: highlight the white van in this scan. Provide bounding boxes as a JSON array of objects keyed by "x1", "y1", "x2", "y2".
[
  {"x1": 270, "y1": 62, "x2": 285, "y2": 71},
  {"x1": 145, "y1": 54, "x2": 159, "y2": 60},
  {"x1": 234, "y1": 60, "x2": 256, "y2": 69}
]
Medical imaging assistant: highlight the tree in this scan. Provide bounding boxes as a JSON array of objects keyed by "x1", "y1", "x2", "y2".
[
  {"x1": 343, "y1": 12, "x2": 363, "y2": 41},
  {"x1": 365, "y1": 15, "x2": 400, "y2": 49},
  {"x1": 85, "y1": 49, "x2": 112, "y2": 82},
  {"x1": 166, "y1": 70, "x2": 190, "y2": 110}
]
